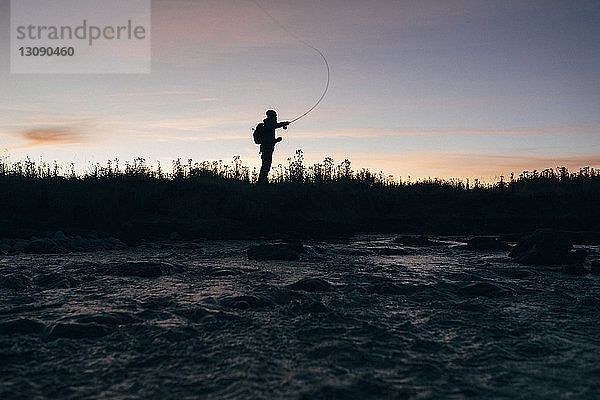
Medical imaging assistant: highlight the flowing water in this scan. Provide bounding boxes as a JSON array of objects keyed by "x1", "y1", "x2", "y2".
[{"x1": 1, "y1": 235, "x2": 599, "y2": 399}]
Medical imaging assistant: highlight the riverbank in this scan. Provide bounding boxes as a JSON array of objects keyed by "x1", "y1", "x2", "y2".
[{"x1": 1, "y1": 163, "x2": 599, "y2": 242}]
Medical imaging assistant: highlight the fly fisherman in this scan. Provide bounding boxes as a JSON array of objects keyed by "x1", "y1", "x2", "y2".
[{"x1": 257, "y1": 110, "x2": 290, "y2": 184}]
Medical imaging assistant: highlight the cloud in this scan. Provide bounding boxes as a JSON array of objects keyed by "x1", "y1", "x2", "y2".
[{"x1": 9, "y1": 127, "x2": 87, "y2": 150}]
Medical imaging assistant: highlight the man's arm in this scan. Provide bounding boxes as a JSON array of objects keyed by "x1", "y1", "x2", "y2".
[{"x1": 276, "y1": 121, "x2": 290, "y2": 129}]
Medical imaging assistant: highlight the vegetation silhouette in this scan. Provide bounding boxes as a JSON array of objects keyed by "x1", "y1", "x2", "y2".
[{"x1": 0, "y1": 152, "x2": 599, "y2": 242}]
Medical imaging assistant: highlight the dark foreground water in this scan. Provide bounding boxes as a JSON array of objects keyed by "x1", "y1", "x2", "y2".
[{"x1": 1, "y1": 235, "x2": 599, "y2": 399}]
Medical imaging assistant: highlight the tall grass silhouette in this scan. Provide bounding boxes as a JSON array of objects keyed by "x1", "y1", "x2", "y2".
[{"x1": 1, "y1": 152, "x2": 599, "y2": 241}]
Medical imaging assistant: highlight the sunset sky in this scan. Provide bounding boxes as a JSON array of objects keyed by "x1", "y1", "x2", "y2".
[{"x1": 1, "y1": 0, "x2": 599, "y2": 180}]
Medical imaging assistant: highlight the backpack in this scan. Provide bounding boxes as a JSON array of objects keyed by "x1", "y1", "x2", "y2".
[{"x1": 253, "y1": 123, "x2": 266, "y2": 144}]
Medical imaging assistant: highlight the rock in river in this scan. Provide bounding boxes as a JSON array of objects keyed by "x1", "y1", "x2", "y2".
[
  {"x1": 247, "y1": 242, "x2": 304, "y2": 261},
  {"x1": 0, "y1": 273, "x2": 30, "y2": 291},
  {"x1": 464, "y1": 236, "x2": 509, "y2": 251},
  {"x1": 392, "y1": 235, "x2": 443, "y2": 247},
  {"x1": 509, "y1": 229, "x2": 587, "y2": 266},
  {"x1": 561, "y1": 264, "x2": 589, "y2": 276},
  {"x1": 287, "y1": 277, "x2": 335, "y2": 292},
  {"x1": 0, "y1": 318, "x2": 45, "y2": 335},
  {"x1": 105, "y1": 261, "x2": 180, "y2": 278},
  {"x1": 48, "y1": 322, "x2": 110, "y2": 340},
  {"x1": 24, "y1": 238, "x2": 61, "y2": 254}
]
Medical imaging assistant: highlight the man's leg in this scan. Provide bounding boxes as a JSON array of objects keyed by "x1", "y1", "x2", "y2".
[{"x1": 258, "y1": 151, "x2": 273, "y2": 183}]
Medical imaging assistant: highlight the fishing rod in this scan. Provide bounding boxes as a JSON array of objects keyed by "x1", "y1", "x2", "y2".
[{"x1": 250, "y1": 0, "x2": 330, "y2": 124}]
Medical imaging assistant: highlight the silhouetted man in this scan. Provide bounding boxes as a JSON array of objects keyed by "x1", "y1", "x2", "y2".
[{"x1": 258, "y1": 110, "x2": 289, "y2": 183}]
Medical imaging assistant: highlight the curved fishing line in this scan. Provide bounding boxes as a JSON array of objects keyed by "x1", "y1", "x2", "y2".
[{"x1": 250, "y1": 0, "x2": 330, "y2": 123}]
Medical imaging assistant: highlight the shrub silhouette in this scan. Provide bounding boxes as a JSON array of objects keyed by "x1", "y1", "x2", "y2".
[{"x1": 0, "y1": 152, "x2": 598, "y2": 241}]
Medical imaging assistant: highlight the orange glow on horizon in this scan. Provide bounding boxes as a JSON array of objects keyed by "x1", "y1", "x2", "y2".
[{"x1": 295, "y1": 151, "x2": 600, "y2": 183}]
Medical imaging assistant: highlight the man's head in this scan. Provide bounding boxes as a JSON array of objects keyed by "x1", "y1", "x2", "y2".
[{"x1": 266, "y1": 110, "x2": 277, "y2": 119}]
